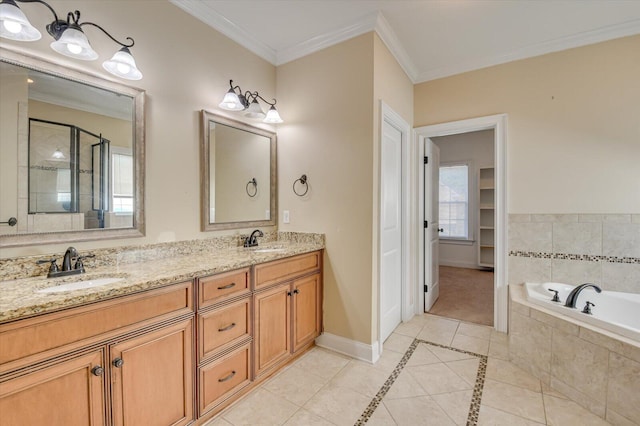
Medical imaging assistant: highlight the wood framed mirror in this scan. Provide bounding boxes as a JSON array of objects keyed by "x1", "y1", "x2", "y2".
[{"x1": 200, "y1": 110, "x2": 276, "y2": 231}]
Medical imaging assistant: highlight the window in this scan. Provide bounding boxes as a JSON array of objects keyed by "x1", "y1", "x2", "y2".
[
  {"x1": 111, "y1": 150, "x2": 133, "y2": 213},
  {"x1": 439, "y1": 164, "x2": 470, "y2": 240}
]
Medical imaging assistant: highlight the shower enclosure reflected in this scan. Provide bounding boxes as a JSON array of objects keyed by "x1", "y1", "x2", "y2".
[{"x1": 28, "y1": 118, "x2": 132, "y2": 230}]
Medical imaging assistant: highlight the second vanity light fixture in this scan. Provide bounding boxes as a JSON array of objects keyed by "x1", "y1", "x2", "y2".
[
  {"x1": 0, "y1": 0, "x2": 143, "y2": 80},
  {"x1": 219, "y1": 79, "x2": 283, "y2": 124}
]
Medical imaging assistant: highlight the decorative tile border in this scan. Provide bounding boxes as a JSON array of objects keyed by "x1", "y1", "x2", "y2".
[
  {"x1": 355, "y1": 339, "x2": 487, "y2": 425},
  {"x1": 509, "y1": 250, "x2": 640, "y2": 264}
]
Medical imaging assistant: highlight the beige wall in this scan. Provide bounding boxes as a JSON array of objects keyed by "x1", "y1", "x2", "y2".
[
  {"x1": 415, "y1": 35, "x2": 640, "y2": 214},
  {"x1": 0, "y1": 0, "x2": 276, "y2": 257},
  {"x1": 276, "y1": 34, "x2": 375, "y2": 344},
  {"x1": 276, "y1": 32, "x2": 413, "y2": 345}
]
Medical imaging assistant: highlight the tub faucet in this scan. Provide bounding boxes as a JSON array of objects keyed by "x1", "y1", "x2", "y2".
[
  {"x1": 564, "y1": 283, "x2": 601, "y2": 308},
  {"x1": 244, "y1": 229, "x2": 264, "y2": 247}
]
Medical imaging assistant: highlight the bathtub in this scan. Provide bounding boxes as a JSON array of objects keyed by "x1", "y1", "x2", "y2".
[{"x1": 525, "y1": 282, "x2": 640, "y2": 342}]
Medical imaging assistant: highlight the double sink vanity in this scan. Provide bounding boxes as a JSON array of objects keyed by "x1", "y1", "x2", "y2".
[
  {"x1": 0, "y1": 40, "x2": 315, "y2": 425},
  {"x1": 0, "y1": 235, "x2": 324, "y2": 425}
]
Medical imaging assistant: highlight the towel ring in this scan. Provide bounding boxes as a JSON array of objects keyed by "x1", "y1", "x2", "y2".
[
  {"x1": 293, "y1": 174, "x2": 309, "y2": 196},
  {"x1": 0, "y1": 217, "x2": 17, "y2": 226},
  {"x1": 246, "y1": 178, "x2": 257, "y2": 197}
]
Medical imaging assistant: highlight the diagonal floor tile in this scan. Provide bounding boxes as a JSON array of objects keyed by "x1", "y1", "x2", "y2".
[
  {"x1": 304, "y1": 383, "x2": 371, "y2": 426},
  {"x1": 543, "y1": 394, "x2": 611, "y2": 426},
  {"x1": 263, "y1": 364, "x2": 327, "y2": 406},
  {"x1": 481, "y1": 379, "x2": 546, "y2": 424},
  {"x1": 446, "y1": 358, "x2": 481, "y2": 387},
  {"x1": 283, "y1": 408, "x2": 337, "y2": 426},
  {"x1": 485, "y1": 358, "x2": 541, "y2": 392},
  {"x1": 384, "y1": 396, "x2": 457, "y2": 425},
  {"x1": 407, "y1": 362, "x2": 472, "y2": 395},
  {"x1": 477, "y1": 405, "x2": 545, "y2": 425},
  {"x1": 221, "y1": 388, "x2": 299, "y2": 425},
  {"x1": 384, "y1": 369, "x2": 428, "y2": 400},
  {"x1": 329, "y1": 362, "x2": 390, "y2": 398},
  {"x1": 431, "y1": 389, "x2": 474, "y2": 426}
]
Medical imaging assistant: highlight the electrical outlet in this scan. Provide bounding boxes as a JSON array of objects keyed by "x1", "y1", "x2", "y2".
[{"x1": 283, "y1": 210, "x2": 290, "y2": 224}]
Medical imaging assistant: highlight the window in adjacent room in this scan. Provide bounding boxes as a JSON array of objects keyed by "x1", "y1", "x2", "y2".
[{"x1": 439, "y1": 163, "x2": 471, "y2": 240}]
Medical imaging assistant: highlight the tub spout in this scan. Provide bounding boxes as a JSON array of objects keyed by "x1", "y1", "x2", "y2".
[{"x1": 564, "y1": 283, "x2": 602, "y2": 309}]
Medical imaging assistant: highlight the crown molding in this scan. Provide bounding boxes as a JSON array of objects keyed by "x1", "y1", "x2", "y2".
[
  {"x1": 373, "y1": 12, "x2": 418, "y2": 83},
  {"x1": 169, "y1": 0, "x2": 277, "y2": 64},
  {"x1": 415, "y1": 18, "x2": 640, "y2": 83},
  {"x1": 276, "y1": 12, "x2": 379, "y2": 65}
]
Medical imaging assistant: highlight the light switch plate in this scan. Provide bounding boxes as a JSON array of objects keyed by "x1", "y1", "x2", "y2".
[{"x1": 283, "y1": 210, "x2": 290, "y2": 224}]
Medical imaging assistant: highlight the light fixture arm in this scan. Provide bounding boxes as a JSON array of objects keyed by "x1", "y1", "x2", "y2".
[
  {"x1": 248, "y1": 91, "x2": 276, "y2": 107},
  {"x1": 79, "y1": 20, "x2": 134, "y2": 48},
  {"x1": 11, "y1": 0, "x2": 60, "y2": 23}
]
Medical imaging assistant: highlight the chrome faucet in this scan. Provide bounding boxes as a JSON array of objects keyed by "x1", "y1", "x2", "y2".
[
  {"x1": 36, "y1": 246, "x2": 93, "y2": 278},
  {"x1": 564, "y1": 283, "x2": 602, "y2": 308},
  {"x1": 244, "y1": 229, "x2": 264, "y2": 247}
]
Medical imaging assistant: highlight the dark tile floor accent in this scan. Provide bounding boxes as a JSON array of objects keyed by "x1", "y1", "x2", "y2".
[{"x1": 355, "y1": 339, "x2": 487, "y2": 425}]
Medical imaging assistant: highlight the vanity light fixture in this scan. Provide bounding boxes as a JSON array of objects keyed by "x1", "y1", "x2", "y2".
[
  {"x1": 218, "y1": 79, "x2": 283, "y2": 124},
  {"x1": 0, "y1": 0, "x2": 143, "y2": 80}
]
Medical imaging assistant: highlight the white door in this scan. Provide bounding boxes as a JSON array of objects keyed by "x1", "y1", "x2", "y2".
[
  {"x1": 424, "y1": 140, "x2": 440, "y2": 311},
  {"x1": 380, "y1": 119, "x2": 403, "y2": 342}
]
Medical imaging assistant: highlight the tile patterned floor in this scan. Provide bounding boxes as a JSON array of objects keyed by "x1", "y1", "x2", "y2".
[{"x1": 206, "y1": 314, "x2": 612, "y2": 425}]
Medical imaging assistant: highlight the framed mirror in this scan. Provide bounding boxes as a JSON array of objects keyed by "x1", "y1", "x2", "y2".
[
  {"x1": 200, "y1": 110, "x2": 276, "y2": 231},
  {"x1": 0, "y1": 48, "x2": 145, "y2": 247}
]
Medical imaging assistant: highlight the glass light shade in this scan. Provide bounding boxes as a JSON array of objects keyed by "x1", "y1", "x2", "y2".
[
  {"x1": 51, "y1": 148, "x2": 66, "y2": 160},
  {"x1": 103, "y1": 47, "x2": 143, "y2": 80},
  {"x1": 263, "y1": 105, "x2": 283, "y2": 124},
  {"x1": 218, "y1": 89, "x2": 245, "y2": 111},
  {"x1": 50, "y1": 26, "x2": 98, "y2": 60},
  {"x1": 0, "y1": 1, "x2": 41, "y2": 41},
  {"x1": 244, "y1": 99, "x2": 265, "y2": 119}
]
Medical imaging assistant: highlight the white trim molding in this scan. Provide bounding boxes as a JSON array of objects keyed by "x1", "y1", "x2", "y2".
[
  {"x1": 415, "y1": 114, "x2": 508, "y2": 333},
  {"x1": 315, "y1": 333, "x2": 380, "y2": 364}
]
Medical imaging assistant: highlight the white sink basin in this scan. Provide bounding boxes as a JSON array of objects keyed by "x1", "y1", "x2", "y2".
[{"x1": 36, "y1": 277, "x2": 124, "y2": 293}]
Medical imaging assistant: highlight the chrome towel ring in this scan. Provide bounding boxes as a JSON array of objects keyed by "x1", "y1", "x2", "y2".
[
  {"x1": 293, "y1": 174, "x2": 309, "y2": 196},
  {"x1": 246, "y1": 178, "x2": 257, "y2": 197}
]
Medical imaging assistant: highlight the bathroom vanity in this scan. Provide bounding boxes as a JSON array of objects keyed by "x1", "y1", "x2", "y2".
[{"x1": 0, "y1": 243, "x2": 323, "y2": 425}]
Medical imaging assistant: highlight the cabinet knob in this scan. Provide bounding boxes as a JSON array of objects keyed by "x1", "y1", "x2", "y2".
[
  {"x1": 91, "y1": 365, "x2": 104, "y2": 376},
  {"x1": 287, "y1": 291, "x2": 292, "y2": 296},
  {"x1": 293, "y1": 289, "x2": 300, "y2": 294},
  {"x1": 438, "y1": 228, "x2": 444, "y2": 233},
  {"x1": 112, "y1": 358, "x2": 124, "y2": 368}
]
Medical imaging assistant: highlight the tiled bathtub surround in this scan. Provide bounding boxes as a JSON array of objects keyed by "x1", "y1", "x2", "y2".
[
  {"x1": 509, "y1": 284, "x2": 640, "y2": 425},
  {"x1": 0, "y1": 231, "x2": 324, "y2": 281},
  {"x1": 508, "y1": 214, "x2": 640, "y2": 292}
]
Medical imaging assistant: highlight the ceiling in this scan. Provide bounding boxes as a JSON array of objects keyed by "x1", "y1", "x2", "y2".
[{"x1": 170, "y1": 0, "x2": 640, "y2": 83}]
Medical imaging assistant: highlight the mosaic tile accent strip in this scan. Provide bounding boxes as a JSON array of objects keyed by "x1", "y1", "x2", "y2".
[
  {"x1": 355, "y1": 339, "x2": 488, "y2": 426},
  {"x1": 509, "y1": 250, "x2": 640, "y2": 264}
]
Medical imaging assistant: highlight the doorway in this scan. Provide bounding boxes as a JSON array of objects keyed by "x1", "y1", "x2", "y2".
[
  {"x1": 415, "y1": 115, "x2": 508, "y2": 332},
  {"x1": 429, "y1": 130, "x2": 495, "y2": 326}
]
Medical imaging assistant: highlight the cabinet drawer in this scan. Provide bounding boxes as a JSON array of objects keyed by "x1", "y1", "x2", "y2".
[
  {"x1": 254, "y1": 251, "x2": 321, "y2": 289},
  {"x1": 198, "y1": 268, "x2": 250, "y2": 308},
  {"x1": 199, "y1": 299, "x2": 250, "y2": 361},
  {"x1": 0, "y1": 281, "x2": 193, "y2": 372},
  {"x1": 198, "y1": 344, "x2": 251, "y2": 416}
]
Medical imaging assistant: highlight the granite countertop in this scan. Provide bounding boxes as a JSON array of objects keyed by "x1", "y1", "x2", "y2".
[{"x1": 0, "y1": 241, "x2": 324, "y2": 324}]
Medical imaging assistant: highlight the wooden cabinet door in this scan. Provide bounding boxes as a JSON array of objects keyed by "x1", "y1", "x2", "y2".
[
  {"x1": 110, "y1": 319, "x2": 194, "y2": 426},
  {"x1": 292, "y1": 273, "x2": 321, "y2": 353},
  {"x1": 0, "y1": 350, "x2": 106, "y2": 426},
  {"x1": 254, "y1": 283, "x2": 291, "y2": 377}
]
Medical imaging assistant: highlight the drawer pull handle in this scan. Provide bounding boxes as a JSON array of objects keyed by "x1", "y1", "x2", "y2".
[
  {"x1": 217, "y1": 282, "x2": 236, "y2": 290},
  {"x1": 112, "y1": 358, "x2": 124, "y2": 368},
  {"x1": 218, "y1": 322, "x2": 236, "y2": 332},
  {"x1": 218, "y1": 370, "x2": 236, "y2": 382},
  {"x1": 91, "y1": 366, "x2": 104, "y2": 376}
]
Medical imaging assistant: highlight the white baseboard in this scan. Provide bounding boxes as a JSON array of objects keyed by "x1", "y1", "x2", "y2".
[
  {"x1": 439, "y1": 259, "x2": 483, "y2": 269},
  {"x1": 315, "y1": 333, "x2": 380, "y2": 364}
]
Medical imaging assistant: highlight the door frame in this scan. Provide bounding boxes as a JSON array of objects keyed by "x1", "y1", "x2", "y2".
[
  {"x1": 377, "y1": 102, "x2": 412, "y2": 356},
  {"x1": 414, "y1": 114, "x2": 508, "y2": 332}
]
